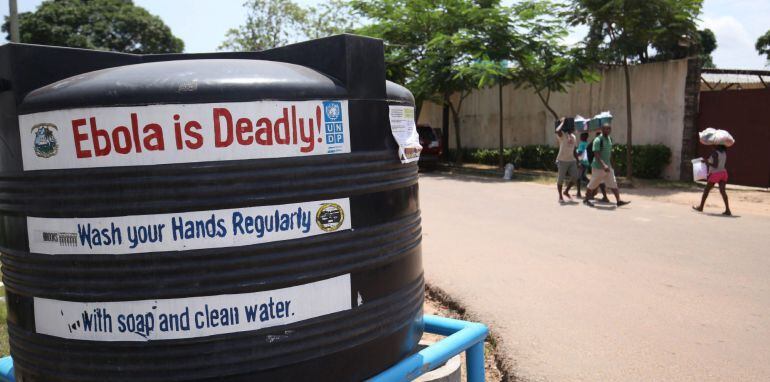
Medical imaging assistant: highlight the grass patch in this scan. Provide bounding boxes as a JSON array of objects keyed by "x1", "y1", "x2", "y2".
[
  {"x1": 0, "y1": 266, "x2": 7, "y2": 356},
  {"x1": 0, "y1": 301, "x2": 7, "y2": 357}
]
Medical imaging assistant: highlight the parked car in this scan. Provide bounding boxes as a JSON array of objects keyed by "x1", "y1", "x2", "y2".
[{"x1": 417, "y1": 124, "x2": 442, "y2": 170}]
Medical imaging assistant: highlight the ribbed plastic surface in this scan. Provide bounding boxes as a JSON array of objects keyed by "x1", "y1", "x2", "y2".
[{"x1": 0, "y1": 36, "x2": 423, "y2": 382}]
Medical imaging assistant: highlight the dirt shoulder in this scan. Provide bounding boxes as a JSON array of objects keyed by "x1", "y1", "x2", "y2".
[{"x1": 424, "y1": 289, "x2": 504, "y2": 382}]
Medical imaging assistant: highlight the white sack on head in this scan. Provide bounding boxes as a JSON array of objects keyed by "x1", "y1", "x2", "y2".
[
  {"x1": 699, "y1": 127, "x2": 735, "y2": 147},
  {"x1": 594, "y1": 111, "x2": 613, "y2": 119}
]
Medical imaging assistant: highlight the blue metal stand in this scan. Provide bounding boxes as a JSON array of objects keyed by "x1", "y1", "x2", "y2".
[
  {"x1": 368, "y1": 315, "x2": 489, "y2": 382},
  {"x1": 0, "y1": 357, "x2": 12, "y2": 382},
  {"x1": 0, "y1": 314, "x2": 488, "y2": 382}
]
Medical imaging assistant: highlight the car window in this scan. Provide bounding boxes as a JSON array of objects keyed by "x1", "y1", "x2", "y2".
[{"x1": 417, "y1": 126, "x2": 436, "y2": 141}]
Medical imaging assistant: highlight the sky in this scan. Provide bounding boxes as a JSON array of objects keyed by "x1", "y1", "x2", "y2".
[{"x1": 0, "y1": 0, "x2": 767, "y2": 69}]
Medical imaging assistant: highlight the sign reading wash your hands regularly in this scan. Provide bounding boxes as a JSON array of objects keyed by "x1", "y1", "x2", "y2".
[
  {"x1": 34, "y1": 274, "x2": 351, "y2": 342},
  {"x1": 28, "y1": 198, "x2": 350, "y2": 255}
]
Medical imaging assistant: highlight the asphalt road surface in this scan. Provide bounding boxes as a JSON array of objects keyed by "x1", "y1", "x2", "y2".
[{"x1": 419, "y1": 173, "x2": 770, "y2": 382}]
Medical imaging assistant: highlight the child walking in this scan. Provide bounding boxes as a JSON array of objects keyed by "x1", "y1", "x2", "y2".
[
  {"x1": 575, "y1": 133, "x2": 590, "y2": 198},
  {"x1": 693, "y1": 145, "x2": 731, "y2": 216}
]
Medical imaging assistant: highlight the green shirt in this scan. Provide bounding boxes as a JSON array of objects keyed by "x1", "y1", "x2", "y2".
[
  {"x1": 591, "y1": 135, "x2": 612, "y2": 169},
  {"x1": 577, "y1": 141, "x2": 589, "y2": 167}
]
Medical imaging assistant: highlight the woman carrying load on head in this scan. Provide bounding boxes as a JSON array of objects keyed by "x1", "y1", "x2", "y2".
[
  {"x1": 693, "y1": 145, "x2": 731, "y2": 216},
  {"x1": 554, "y1": 117, "x2": 579, "y2": 203}
]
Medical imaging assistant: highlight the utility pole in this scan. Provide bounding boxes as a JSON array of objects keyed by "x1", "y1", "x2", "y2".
[{"x1": 9, "y1": 0, "x2": 20, "y2": 42}]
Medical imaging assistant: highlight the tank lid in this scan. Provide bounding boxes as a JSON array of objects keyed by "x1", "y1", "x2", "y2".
[
  {"x1": 20, "y1": 59, "x2": 348, "y2": 114},
  {"x1": 385, "y1": 81, "x2": 415, "y2": 105}
]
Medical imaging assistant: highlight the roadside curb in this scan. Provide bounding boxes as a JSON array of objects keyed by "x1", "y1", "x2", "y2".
[
  {"x1": 433, "y1": 163, "x2": 503, "y2": 178},
  {"x1": 433, "y1": 163, "x2": 544, "y2": 182},
  {"x1": 425, "y1": 283, "x2": 521, "y2": 382},
  {"x1": 432, "y1": 163, "x2": 580, "y2": 185},
  {"x1": 430, "y1": 163, "x2": 770, "y2": 193}
]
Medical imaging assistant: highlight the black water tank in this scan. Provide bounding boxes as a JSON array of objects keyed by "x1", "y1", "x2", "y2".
[{"x1": 0, "y1": 35, "x2": 423, "y2": 381}]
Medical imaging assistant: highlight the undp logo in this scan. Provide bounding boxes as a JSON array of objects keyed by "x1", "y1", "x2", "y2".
[
  {"x1": 323, "y1": 101, "x2": 342, "y2": 122},
  {"x1": 323, "y1": 101, "x2": 344, "y2": 145}
]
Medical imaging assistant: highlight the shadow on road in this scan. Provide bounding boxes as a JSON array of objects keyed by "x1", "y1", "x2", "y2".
[{"x1": 702, "y1": 212, "x2": 741, "y2": 218}]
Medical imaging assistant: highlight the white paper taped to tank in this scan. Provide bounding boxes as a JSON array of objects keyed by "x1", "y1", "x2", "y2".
[
  {"x1": 34, "y1": 274, "x2": 351, "y2": 342},
  {"x1": 27, "y1": 198, "x2": 351, "y2": 255},
  {"x1": 388, "y1": 105, "x2": 422, "y2": 164},
  {"x1": 19, "y1": 100, "x2": 350, "y2": 171}
]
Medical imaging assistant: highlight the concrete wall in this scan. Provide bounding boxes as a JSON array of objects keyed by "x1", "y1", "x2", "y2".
[{"x1": 418, "y1": 59, "x2": 690, "y2": 179}]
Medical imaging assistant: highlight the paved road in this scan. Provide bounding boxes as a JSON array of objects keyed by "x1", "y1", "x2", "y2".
[{"x1": 419, "y1": 173, "x2": 770, "y2": 382}]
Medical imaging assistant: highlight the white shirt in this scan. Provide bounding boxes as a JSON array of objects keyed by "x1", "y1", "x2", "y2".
[{"x1": 556, "y1": 133, "x2": 577, "y2": 162}]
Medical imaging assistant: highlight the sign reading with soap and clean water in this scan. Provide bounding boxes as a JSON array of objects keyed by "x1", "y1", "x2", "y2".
[{"x1": 35, "y1": 274, "x2": 352, "y2": 342}]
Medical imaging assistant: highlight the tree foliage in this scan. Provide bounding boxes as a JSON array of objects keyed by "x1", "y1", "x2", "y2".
[
  {"x1": 511, "y1": 1, "x2": 599, "y2": 120},
  {"x1": 352, "y1": 0, "x2": 522, "y2": 163},
  {"x1": 757, "y1": 30, "x2": 770, "y2": 64},
  {"x1": 220, "y1": 0, "x2": 358, "y2": 51},
  {"x1": 653, "y1": 27, "x2": 716, "y2": 67},
  {"x1": 697, "y1": 28, "x2": 717, "y2": 68},
  {"x1": 2, "y1": 0, "x2": 184, "y2": 53},
  {"x1": 352, "y1": 0, "x2": 458, "y2": 104},
  {"x1": 303, "y1": 0, "x2": 358, "y2": 40},
  {"x1": 220, "y1": 0, "x2": 308, "y2": 51},
  {"x1": 566, "y1": 0, "x2": 702, "y2": 179},
  {"x1": 567, "y1": 0, "x2": 703, "y2": 65}
]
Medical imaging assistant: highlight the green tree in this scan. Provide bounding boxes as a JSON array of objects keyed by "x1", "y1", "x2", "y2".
[
  {"x1": 2, "y1": 0, "x2": 183, "y2": 53},
  {"x1": 220, "y1": 0, "x2": 308, "y2": 51},
  {"x1": 652, "y1": 28, "x2": 717, "y2": 68},
  {"x1": 353, "y1": 0, "x2": 521, "y2": 164},
  {"x1": 512, "y1": 1, "x2": 599, "y2": 121},
  {"x1": 220, "y1": 0, "x2": 358, "y2": 51},
  {"x1": 302, "y1": 0, "x2": 358, "y2": 40},
  {"x1": 352, "y1": 0, "x2": 447, "y2": 111},
  {"x1": 757, "y1": 30, "x2": 770, "y2": 64},
  {"x1": 697, "y1": 29, "x2": 717, "y2": 68},
  {"x1": 566, "y1": 0, "x2": 702, "y2": 180}
]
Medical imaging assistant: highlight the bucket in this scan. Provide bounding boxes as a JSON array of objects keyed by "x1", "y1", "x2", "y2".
[
  {"x1": 692, "y1": 158, "x2": 708, "y2": 181},
  {"x1": 503, "y1": 163, "x2": 514, "y2": 180}
]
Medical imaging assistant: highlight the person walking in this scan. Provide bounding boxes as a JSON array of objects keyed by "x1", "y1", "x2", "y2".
[
  {"x1": 585, "y1": 131, "x2": 609, "y2": 202},
  {"x1": 583, "y1": 123, "x2": 630, "y2": 207},
  {"x1": 576, "y1": 132, "x2": 590, "y2": 198},
  {"x1": 555, "y1": 118, "x2": 579, "y2": 203},
  {"x1": 693, "y1": 145, "x2": 731, "y2": 215}
]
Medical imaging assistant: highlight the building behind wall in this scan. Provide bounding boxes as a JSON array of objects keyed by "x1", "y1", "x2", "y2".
[{"x1": 696, "y1": 68, "x2": 770, "y2": 188}]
